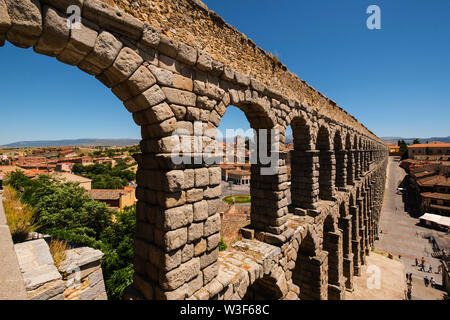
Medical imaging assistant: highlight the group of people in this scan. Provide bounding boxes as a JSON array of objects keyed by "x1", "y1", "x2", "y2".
[
  {"x1": 406, "y1": 273, "x2": 413, "y2": 300},
  {"x1": 416, "y1": 257, "x2": 441, "y2": 274},
  {"x1": 424, "y1": 275, "x2": 437, "y2": 288},
  {"x1": 414, "y1": 257, "x2": 441, "y2": 291}
]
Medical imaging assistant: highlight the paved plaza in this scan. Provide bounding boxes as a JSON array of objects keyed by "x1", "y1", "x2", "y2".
[{"x1": 374, "y1": 156, "x2": 447, "y2": 300}]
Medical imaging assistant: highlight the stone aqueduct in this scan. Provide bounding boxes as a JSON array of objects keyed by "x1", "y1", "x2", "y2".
[{"x1": 1, "y1": 0, "x2": 389, "y2": 300}]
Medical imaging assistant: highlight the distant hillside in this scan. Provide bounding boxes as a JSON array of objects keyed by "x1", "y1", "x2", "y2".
[
  {"x1": 381, "y1": 136, "x2": 450, "y2": 145},
  {"x1": 1, "y1": 138, "x2": 140, "y2": 148}
]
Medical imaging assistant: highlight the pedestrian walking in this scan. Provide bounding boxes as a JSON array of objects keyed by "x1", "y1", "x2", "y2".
[
  {"x1": 430, "y1": 277, "x2": 436, "y2": 288},
  {"x1": 421, "y1": 257, "x2": 425, "y2": 265},
  {"x1": 415, "y1": 258, "x2": 418, "y2": 266},
  {"x1": 406, "y1": 284, "x2": 412, "y2": 300},
  {"x1": 409, "y1": 273, "x2": 413, "y2": 283},
  {"x1": 428, "y1": 265, "x2": 432, "y2": 273},
  {"x1": 424, "y1": 276, "x2": 429, "y2": 287}
]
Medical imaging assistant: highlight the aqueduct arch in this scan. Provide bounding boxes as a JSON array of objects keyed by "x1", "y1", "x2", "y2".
[{"x1": 0, "y1": 0, "x2": 389, "y2": 300}]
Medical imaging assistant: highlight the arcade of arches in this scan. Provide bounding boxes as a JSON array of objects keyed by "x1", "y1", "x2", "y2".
[{"x1": 0, "y1": 0, "x2": 389, "y2": 300}]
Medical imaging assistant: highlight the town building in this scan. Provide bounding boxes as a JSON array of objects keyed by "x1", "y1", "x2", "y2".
[
  {"x1": 385, "y1": 142, "x2": 400, "y2": 155},
  {"x1": 402, "y1": 159, "x2": 450, "y2": 217},
  {"x1": 55, "y1": 162, "x2": 74, "y2": 172},
  {"x1": 408, "y1": 141, "x2": 450, "y2": 158},
  {"x1": 227, "y1": 169, "x2": 251, "y2": 185},
  {"x1": 88, "y1": 187, "x2": 136, "y2": 211},
  {"x1": 58, "y1": 156, "x2": 93, "y2": 165},
  {"x1": 220, "y1": 163, "x2": 251, "y2": 182},
  {"x1": 52, "y1": 172, "x2": 92, "y2": 191}
]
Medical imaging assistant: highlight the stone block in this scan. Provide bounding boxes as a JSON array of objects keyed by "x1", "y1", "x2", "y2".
[
  {"x1": 207, "y1": 233, "x2": 220, "y2": 251},
  {"x1": 0, "y1": 0, "x2": 11, "y2": 34},
  {"x1": 141, "y1": 23, "x2": 160, "y2": 48},
  {"x1": 160, "y1": 257, "x2": 200, "y2": 290},
  {"x1": 97, "y1": 46, "x2": 143, "y2": 88},
  {"x1": 111, "y1": 65, "x2": 156, "y2": 101},
  {"x1": 183, "y1": 169, "x2": 195, "y2": 189},
  {"x1": 203, "y1": 213, "x2": 220, "y2": 237},
  {"x1": 208, "y1": 167, "x2": 221, "y2": 185},
  {"x1": 124, "y1": 85, "x2": 165, "y2": 113},
  {"x1": 158, "y1": 35, "x2": 178, "y2": 58},
  {"x1": 5, "y1": 0, "x2": 42, "y2": 48},
  {"x1": 193, "y1": 200, "x2": 208, "y2": 222},
  {"x1": 148, "y1": 64, "x2": 173, "y2": 86},
  {"x1": 80, "y1": 30, "x2": 122, "y2": 75},
  {"x1": 196, "y1": 50, "x2": 212, "y2": 71},
  {"x1": 159, "y1": 248, "x2": 180, "y2": 272},
  {"x1": 202, "y1": 261, "x2": 218, "y2": 284},
  {"x1": 188, "y1": 222, "x2": 203, "y2": 243},
  {"x1": 161, "y1": 87, "x2": 197, "y2": 106},
  {"x1": 207, "y1": 199, "x2": 219, "y2": 216},
  {"x1": 170, "y1": 104, "x2": 187, "y2": 120},
  {"x1": 194, "y1": 239, "x2": 207, "y2": 257},
  {"x1": 34, "y1": 6, "x2": 69, "y2": 57},
  {"x1": 28, "y1": 279, "x2": 64, "y2": 300},
  {"x1": 181, "y1": 243, "x2": 194, "y2": 263},
  {"x1": 206, "y1": 278, "x2": 223, "y2": 299},
  {"x1": 87, "y1": 268, "x2": 104, "y2": 287},
  {"x1": 164, "y1": 227, "x2": 187, "y2": 251},
  {"x1": 83, "y1": 0, "x2": 144, "y2": 40},
  {"x1": 163, "y1": 170, "x2": 185, "y2": 192},
  {"x1": 186, "y1": 274, "x2": 203, "y2": 297},
  {"x1": 57, "y1": 20, "x2": 98, "y2": 66},
  {"x1": 194, "y1": 167, "x2": 209, "y2": 187},
  {"x1": 162, "y1": 204, "x2": 193, "y2": 231},
  {"x1": 177, "y1": 42, "x2": 197, "y2": 66},
  {"x1": 203, "y1": 185, "x2": 221, "y2": 199},
  {"x1": 173, "y1": 74, "x2": 193, "y2": 91}
]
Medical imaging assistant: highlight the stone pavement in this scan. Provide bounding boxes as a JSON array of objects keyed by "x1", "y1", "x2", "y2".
[
  {"x1": 0, "y1": 191, "x2": 27, "y2": 300},
  {"x1": 345, "y1": 252, "x2": 405, "y2": 300},
  {"x1": 14, "y1": 239, "x2": 64, "y2": 300},
  {"x1": 374, "y1": 156, "x2": 446, "y2": 300}
]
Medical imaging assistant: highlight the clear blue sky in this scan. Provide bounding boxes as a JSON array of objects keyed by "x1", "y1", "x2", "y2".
[{"x1": 1, "y1": 0, "x2": 449, "y2": 145}]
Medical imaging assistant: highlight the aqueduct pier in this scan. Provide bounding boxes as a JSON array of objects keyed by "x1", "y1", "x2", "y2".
[{"x1": 0, "y1": 0, "x2": 389, "y2": 300}]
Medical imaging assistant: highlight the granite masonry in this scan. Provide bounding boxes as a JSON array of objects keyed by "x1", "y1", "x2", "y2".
[{"x1": 0, "y1": 0, "x2": 389, "y2": 300}]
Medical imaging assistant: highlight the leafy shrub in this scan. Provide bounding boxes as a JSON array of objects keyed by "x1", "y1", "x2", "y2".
[
  {"x1": 5, "y1": 171, "x2": 136, "y2": 300},
  {"x1": 2, "y1": 186, "x2": 37, "y2": 243},
  {"x1": 219, "y1": 237, "x2": 227, "y2": 252}
]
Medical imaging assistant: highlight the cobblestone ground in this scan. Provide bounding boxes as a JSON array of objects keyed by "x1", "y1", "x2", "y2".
[
  {"x1": 345, "y1": 252, "x2": 405, "y2": 300},
  {"x1": 374, "y1": 156, "x2": 446, "y2": 300}
]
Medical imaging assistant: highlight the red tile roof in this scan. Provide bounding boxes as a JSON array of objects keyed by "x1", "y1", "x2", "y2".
[
  {"x1": 421, "y1": 192, "x2": 450, "y2": 201},
  {"x1": 409, "y1": 142, "x2": 450, "y2": 148}
]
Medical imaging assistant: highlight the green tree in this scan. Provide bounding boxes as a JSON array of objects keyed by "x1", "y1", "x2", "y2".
[
  {"x1": 413, "y1": 138, "x2": 421, "y2": 145},
  {"x1": 5, "y1": 172, "x2": 136, "y2": 300},
  {"x1": 398, "y1": 140, "x2": 408, "y2": 152}
]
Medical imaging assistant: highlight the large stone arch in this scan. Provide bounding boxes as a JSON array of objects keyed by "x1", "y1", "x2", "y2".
[
  {"x1": 333, "y1": 129, "x2": 346, "y2": 190},
  {"x1": 316, "y1": 124, "x2": 334, "y2": 201},
  {"x1": 0, "y1": 0, "x2": 390, "y2": 301},
  {"x1": 322, "y1": 213, "x2": 344, "y2": 299},
  {"x1": 292, "y1": 228, "x2": 327, "y2": 300},
  {"x1": 287, "y1": 112, "x2": 319, "y2": 212}
]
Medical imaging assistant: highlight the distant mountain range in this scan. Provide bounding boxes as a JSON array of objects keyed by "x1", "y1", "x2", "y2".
[
  {"x1": 381, "y1": 136, "x2": 450, "y2": 145},
  {"x1": 1, "y1": 138, "x2": 140, "y2": 148},
  {"x1": 285, "y1": 135, "x2": 449, "y2": 145}
]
